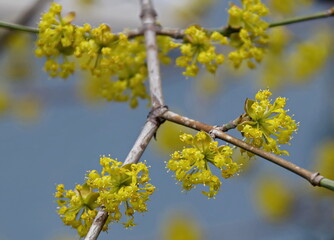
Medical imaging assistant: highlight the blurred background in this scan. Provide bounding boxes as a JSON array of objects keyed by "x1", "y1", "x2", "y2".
[{"x1": 0, "y1": 0, "x2": 333, "y2": 239}]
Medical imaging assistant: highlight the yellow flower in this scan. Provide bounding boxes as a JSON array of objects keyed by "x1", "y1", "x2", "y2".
[
  {"x1": 176, "y1": 26, "x2": 228, "y2": 77},
  {"x1": 35, "y1": 3, "x2": 76, "y2": 78},
  {"x1": 55, "y1": 183, "x2": 100, "y2": 237},
  {"x1": 237, "y1": 89, "x2": 298, "y2": 155},
  {"x1": 167, "y1": 131, "x2": 240, "y2": 198},
  {"x1": 55, "y1": 156, "x2": 155, "y2": 236},
  {"x1": 36, "y1": 3, "x2": 153, "y2": 108},
  {"x1": 227, "y1": 0, "x2": 269, "y2": 69}
]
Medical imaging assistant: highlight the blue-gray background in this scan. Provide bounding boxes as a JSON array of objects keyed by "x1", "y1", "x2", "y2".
[{"x1": 0, "y1": 0, "x2": 333, "y2": 239}]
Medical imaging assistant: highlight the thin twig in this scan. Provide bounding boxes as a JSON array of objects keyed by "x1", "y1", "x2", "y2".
[
  {"x1": 269, "y1": 7, "x2": 334, "y2": 28},
  {"x1": 215, "y1": 113, "x2": 247, "y2": 132},
  {"x1": 162, "y1": 110, "x2": 334, "y2": 191},
  {"x1": 0, "y1": 0, "x2": 47, "y2": 48},
  {"x1": 0, "y1": 20, "x2": 38, "y2": 33}
]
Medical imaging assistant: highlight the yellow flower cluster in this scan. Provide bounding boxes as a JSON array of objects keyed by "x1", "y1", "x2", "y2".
[
  {"x1": 175, "y1": 0, "x2": 269, "y2": 76},
  {"x1": 86, "y1": 157, "x2": 155, "y2": 228},
  {"x1": 36, "y1": 3, "x2": 178, "y2": 108},
  {"x1": 237, "y1": 89, "x2": 298, "y2": 155},
  {"x1": 55, "y1": 157, "x2": 155, "y2": 236},
  {"x1": 167, "y1": 131, "x2": 240, "y2": 198},
  {"x1": 55, "y1": 183, "x2": 102, "y2": 237},
  {"x1": 35, "y1": 3, "x2": 76, "y2": 78},
  {"x1": 228, "y1": 0, "x2": 269, "y2": 68},
  {"x1": 176, "y1": 26, "x2": 228, "y2": 77}
]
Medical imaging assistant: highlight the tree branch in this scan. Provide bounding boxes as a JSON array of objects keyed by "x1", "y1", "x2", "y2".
[
  {"x1": 123, "y1": 106, "x2": 168, "y2": 165},
  {"x1": 162, "y1": 110, "x2": 334, "y2": 191},
  {"x1": 84, "y1": 106, "x2": 168, "y2": 240},
  {"x1": 1, "y1": 6, "x2": 334, "y2": 42},
  {"x1": 85, "y1": 1, "x2": 167, "y2": 238},
  {"x1": 131, "y1": 7, "x2": 334, "y2": 39},
  {"x1": 84, "y1": 208, "x2": 109, "y2": 240},
  {"x1": 83, "y1": 118, "x2": 158, "y2": 240},
  {"x1": 140, "y1": 0, "x2": 164, "y2": 108}
]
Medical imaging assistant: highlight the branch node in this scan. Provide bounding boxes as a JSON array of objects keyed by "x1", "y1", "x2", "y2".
[
  {"x1": 147, "y1": 105, "x2": 168, "y2": 127},
  {"x1": 209, "y1": 126, "x2": 219, "y2": 139},
  {"x1": 310, "y1": 172, "x2": 324, "y2": 186}
]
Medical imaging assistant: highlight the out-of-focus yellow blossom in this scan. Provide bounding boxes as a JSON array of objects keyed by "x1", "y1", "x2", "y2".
[
  {"x1": 0, "y1": 92, "x2": 41, "y2": 123},
  {"x1": 195, "y1": 72, "x2": 221, "y2": 98},
  {"x1": 237, "y1": 89, "x2": 298, "y2": 155},
  {"x1": 314, "y1": 140, "x2": 334, "y2": 196},
  {"x1": 161, "y1": 213, "x2": 204, "y2": 240},
  {"x1": 4, "y1": 33, "x2": 34, "y2": 80},
  {"x1": 288, "y1": 28, "x2": 332, "y2": 82},
  {"x1": 268, "y1": 0, "x2": 313, "y2": 16},
  {"x1": 167, "y1": 131, "x2": 240, "y2": 198},
  {"x1": 227, "y1": 0, "x2": 269, "y2": 68},
  {"x1": 153, "y1": 121, "x2": 194, "y2": 154},
  {"x1": 0, "y1": 91, "x2": 10, "y2": 115},
  {"x1": 50, "y1": 235, "x2": 76, "y2": 240},
  {"x1": 259, "y1": 27, "x2": 290, "y2": 89},
  {"x1": 174, "y1": 0, "x2": 215, "y2": 25},
  {"x1": 78, "y1": 0, "x2": 96, "y2": 5},
  {"x1": 13, "y1": 96, "x2": 41, "y2": 122},
  {"x1": 55, "y1": 157, "x2": 155, "y2": 237},
  {"x1": 176, "y1": 26, "x2": 228, "y2": 77},
  {"x1": 260, "y1": 27, "x2": 332, "y2": 88},
  {"x1": 254, "y1": 175, "x2": 294, "y2": 221}
]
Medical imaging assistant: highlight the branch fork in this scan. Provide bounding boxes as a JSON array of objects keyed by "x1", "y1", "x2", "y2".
[{"x1": 147, "y1": 105, "x2": 168, "y2": 126}]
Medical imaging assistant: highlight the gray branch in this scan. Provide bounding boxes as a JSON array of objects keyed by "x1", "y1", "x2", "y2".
[
  {"x1": 161, "y1": 110, "x2": 329, "y2": 188},
  {"x1": 84, "y1": 1, "x2": 166, "y2": 239},
  {"x1": 84, "y1": 208, "x2": 109, "y2": 240},
  {"x1": 140, "y1": 0, "x2": 164, "y2": 108},
  {"x1": 123, "y1": 120, "x2": 158, "y2": 165}
]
